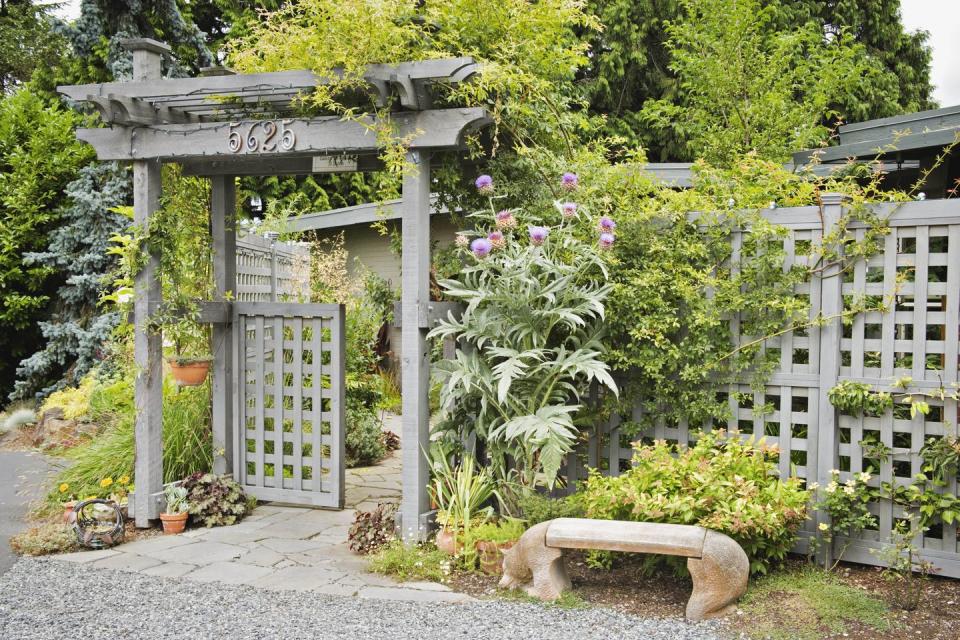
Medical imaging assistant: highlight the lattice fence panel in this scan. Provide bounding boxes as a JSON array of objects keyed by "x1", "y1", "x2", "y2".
[
  {"x1": 236, "y1": 235, "x2": 311, "y2": 302},
  {"x1": 234, "y1": 303, "x2": 345, "y2": 508},
  {"x1": 575, "y1": 200, "x2": 960, "y2": 577}
]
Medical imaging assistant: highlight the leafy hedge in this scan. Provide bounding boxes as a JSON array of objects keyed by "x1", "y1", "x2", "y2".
[{"x1": 581, "y1": 430, "x2": 809, "y2": 574}]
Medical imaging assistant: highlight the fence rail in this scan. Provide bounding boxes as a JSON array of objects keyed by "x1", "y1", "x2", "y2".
[{"x1": 572, "y1": 196, "x2": 960, "y2": 578}]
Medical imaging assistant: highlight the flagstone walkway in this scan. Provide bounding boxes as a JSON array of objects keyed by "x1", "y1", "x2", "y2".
[{"x1": 51, "y1": 447, "x2": 469, "y2": 603}]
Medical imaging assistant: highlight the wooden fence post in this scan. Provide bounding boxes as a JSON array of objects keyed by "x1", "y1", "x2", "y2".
[
  {"x1": 815, "y1": 192, "x2": 848, "y2": 565},
  {"x1": 125, "y1": 38, "x2": 169, "y2": 526},
  {"x1": 400, "y1": 150, "x2": 432, "y2": 542},
  {"x1": 211, "y1": 175, "x2": 236, "y2": 475}
]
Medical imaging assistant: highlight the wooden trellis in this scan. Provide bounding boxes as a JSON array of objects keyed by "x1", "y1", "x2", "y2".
[{"x1": 62, "y1": 38, "x2": 489, "y2": 540}]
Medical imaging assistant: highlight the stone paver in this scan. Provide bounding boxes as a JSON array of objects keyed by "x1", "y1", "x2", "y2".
[
  {"x1": 185, "y1": 561, "x2": 275, "y2": 585},
  {"x1": 48, "y1": 438, "x2": 468, "y2": 604}
]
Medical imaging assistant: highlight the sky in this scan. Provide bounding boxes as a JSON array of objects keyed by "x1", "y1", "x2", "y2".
[{"x1": 47, "y1": 0, "x2": 960, "y2": 107}]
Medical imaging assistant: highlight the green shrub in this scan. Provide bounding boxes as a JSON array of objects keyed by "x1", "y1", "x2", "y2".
[
  {"x1": 347, "y1": 502, "x2": 396, "y2": 554},
  {"x1": 345, "y1": 397, "x2": 385, "y2": 467},
  {"x1": 45, "y1": 376, "x2": 212, "y2": 508},
  {"x1": 181, "y1": 473, "x2": 248, "y2": 527},
  {"x1": 10, "y1": 523, "x2": 77, "y2": 556},
  {"x1": 368, "y1": 540, "x2": 451, "y2": 582},
  {"x1": 518, "y1": 492, "x2": 584, "y2": 526},
  {"x1": 581, "y1": 430, "x2": 808, "y2": 574},
  {"x1": 466, "y1": 518, "x2": 526, "y2": 545}
]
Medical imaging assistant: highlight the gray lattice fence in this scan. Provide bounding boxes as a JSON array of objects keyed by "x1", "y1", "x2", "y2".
[
  {"x1": 573, "y1": 196, "x2": 960, "y2": 578},
  {"x1": 236, "y1": 234, "x2": 311, "y2": 302}
]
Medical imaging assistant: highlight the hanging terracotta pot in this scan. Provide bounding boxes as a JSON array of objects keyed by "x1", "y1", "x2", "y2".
[{"x1": 168, "y1": 359, "x2": 211, "y2": 386}]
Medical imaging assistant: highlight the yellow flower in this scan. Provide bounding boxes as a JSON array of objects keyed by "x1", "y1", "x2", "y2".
[
  {"x1": 818, "y1": 523, "x2": 830, "y2": 532},
  {"x1": 100, "y1": 477, "x2": 113, "y2": 488},
  {"x1": 119, "y1": 475, "x2": 130, "y2": 485},
  {"x1": 58, "y1": 483, "x2": 69, "y2": 493},
  {"x1": 85, "y1": 495, "x2": 97, "y2": 500}
]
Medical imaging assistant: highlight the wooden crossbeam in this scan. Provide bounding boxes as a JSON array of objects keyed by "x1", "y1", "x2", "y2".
[
  {"x1": 59, "y1": 58, "x2": 480, "y2": 118},
  {"x1": 76, "y1": 107, "x2": 490, "y2": 161}
]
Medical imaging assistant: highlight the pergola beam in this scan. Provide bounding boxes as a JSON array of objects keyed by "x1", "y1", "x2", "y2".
[{"x1": 75, "y1": 108, "x2": 489, "y2": 162}]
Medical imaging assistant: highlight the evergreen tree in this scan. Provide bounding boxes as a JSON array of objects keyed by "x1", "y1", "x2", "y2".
[
  {"x1": 0, "y1": 89, "x2": 93, "y2": 396},
  {"x1": 0, "y1": 0, "x2": 66, "y2": 93},
  {"x1": 10, "y1": 0, "x2": 218, "y2": 399},
  {"x1": 585, "y1": 0, "x2": 934, "y2": 160}
]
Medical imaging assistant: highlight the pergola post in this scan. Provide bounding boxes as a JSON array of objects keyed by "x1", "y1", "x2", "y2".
[
  {"x1": 125, "y1": 39, "x2": 169, "y2": 527},
  {"x1": 211, "y1": 175, "x2": 237, "y2": 475},
  {"x1": 400, "y1": 150, "x2": 432, "y2": 542}
]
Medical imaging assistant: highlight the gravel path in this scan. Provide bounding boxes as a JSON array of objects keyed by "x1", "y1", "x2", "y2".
[{"x1": 0, "y1": 558, "x2": 726, "y2": 640}]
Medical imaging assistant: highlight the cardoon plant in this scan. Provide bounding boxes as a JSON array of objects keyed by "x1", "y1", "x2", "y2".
[{"x1": 430, "y1": 174, "x2": 617, "y2": 506}]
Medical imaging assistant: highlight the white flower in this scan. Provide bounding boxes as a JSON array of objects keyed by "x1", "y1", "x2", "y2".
[
  {"x1": 843, "y1": 485, "x2": 855, "y2": 495},
  {"x1": 829, "y1": 469, "x2": 840, "y2": 476},
  {"x1": 116, "y1": 292, "x2": 133, "y2": 304},
  {"x1": 845, "y1": 478, "x2": 857, "y2": 488},
  {"x1": 858, "y1": 471, "x2": 872, "y2": 483},
  {"x1": 808, "y1": 482, "x2": 820, "y2": 491},
  {"x1": 824, "y1": 481, "x2": 838, "y2": 494},
  {"x1": 818, "y1": 523, "x2": 829, "y2": 532}
]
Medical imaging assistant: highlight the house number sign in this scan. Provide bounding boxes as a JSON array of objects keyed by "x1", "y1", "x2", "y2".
[{"x1": 228, "y1": 120, "x2": 296, "y2": 153}]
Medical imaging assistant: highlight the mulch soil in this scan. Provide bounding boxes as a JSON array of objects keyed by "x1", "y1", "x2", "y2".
[{"x1": 447, "y1": 552, "x2": 960, "y2": 640}]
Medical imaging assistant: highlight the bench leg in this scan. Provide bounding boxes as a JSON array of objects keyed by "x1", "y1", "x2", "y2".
[
  {"x1": 685, "y1": 530, "x2": 750, "y2": 621},
  {"x1": 499, "y1": 521, "x2": 571, "y2": 601}
]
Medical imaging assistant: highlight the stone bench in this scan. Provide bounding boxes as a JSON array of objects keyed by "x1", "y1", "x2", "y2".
[{"x1": 498, "y1": 518, "x2": 749, "y2": 621}]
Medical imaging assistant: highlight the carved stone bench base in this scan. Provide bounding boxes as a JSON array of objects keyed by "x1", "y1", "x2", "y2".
[{"x1": 499, "y1": 519, "x2": 749, "y2": 621}]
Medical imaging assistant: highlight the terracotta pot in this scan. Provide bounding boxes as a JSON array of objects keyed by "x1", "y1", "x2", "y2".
[
  {"x1": 62, "y1": 501, "x2": 76, "y2": 524},
  {"x1": 168, "y1": 359, "x2": 211, "y2": 386},
  {"x1": 160, "y1": 511, "x2": 189, "y2": 535},
  {"x1": 435, "y1": 528, "x2": 463, "y2": 555},
  {"x1": 476, "y1": 539, "x2": 515, "y2": 575}
]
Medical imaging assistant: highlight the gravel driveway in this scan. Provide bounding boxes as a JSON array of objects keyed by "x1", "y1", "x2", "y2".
[{"x1": 0, "y1": 558, "x2": 726, "y2": 640}]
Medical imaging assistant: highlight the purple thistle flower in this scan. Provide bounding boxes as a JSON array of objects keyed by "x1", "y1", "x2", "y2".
[
  {"x1": 495, "y1": 209, "x2": 517, "y2": 229},
  {"x1": 528, "y1": 225, "x2": 549, "y2": 246},
  {"x1": 598, "y1": 216, "x2": 616, "y2": 232},
  {"x1": 475, "y1": 174, "x2": 494, "y2": 194},
  {"x1": 471, "y1": 237, "x2": 492, "y2": 258},
  {"x1": 455, "y1": 233, "x2": 470, "y2": 248},
  {"x1": 561, "y1": 172, "x2": 579, "y2": 191},
  {"x1": 488, "y1": 230, "x2": 505, "y2": 248},
  {"x1": 599, "y1": 232, "x2": 615, "y2": 250},
  {"x1": 561, "y1": 202, "x2": 577, "y2": 218}
]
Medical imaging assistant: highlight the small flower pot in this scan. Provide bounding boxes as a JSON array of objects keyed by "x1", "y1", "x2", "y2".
[
  {"x1": 168, "y1": 359, "x2": 211, "y2": 386},
  {"x1": 160, "y1": 512, "x2": 189, "y2": 535},
  {"x1": 435, "y1": 528, "x2": 462, "y2": 555},
  {"x1": 62, "y1": 501, "x2": 76, "y2": 524},
  {"x1": 476, "y1": 539, "x2": 516, "y2": 575}
]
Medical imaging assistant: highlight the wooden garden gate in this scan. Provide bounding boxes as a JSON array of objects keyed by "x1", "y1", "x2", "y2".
[{"x1": 233, "y1": 302, "x2": 346, "y2": 508}]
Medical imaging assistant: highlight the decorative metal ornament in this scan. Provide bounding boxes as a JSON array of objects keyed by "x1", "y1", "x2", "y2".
[{"x1": 72, "y1": 499, "x2": 125, "y2": 549}]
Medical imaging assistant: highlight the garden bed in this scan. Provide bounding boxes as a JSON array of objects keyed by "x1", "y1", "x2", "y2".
[{"x1": 445, "y1": 553, "x2": 960, "y2": 640}]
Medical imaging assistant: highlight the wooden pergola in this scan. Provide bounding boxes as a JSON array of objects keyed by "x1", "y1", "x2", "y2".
[{"x1": 60, "y1": 39, "x2": 490, "y2": 541}]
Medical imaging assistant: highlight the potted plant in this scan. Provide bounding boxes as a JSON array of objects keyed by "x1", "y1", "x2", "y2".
[
  {"x1": 161, "y1": 312, "x2": 213, "y2": 387},
  {"x1": 469, "y1": 518, "x2": 526, "y2": 575},
  {"x1": 429, "y1": 453, "x2": 497, "y2": 557},
  {"x1": 58, "y1": 483, "x2": 76, "y2": 523},
  {"x1": 160, "y1": 484, "x2": 189, "y2": 534}
]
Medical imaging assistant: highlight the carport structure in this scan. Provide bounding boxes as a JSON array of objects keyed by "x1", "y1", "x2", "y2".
[{"x1": 59, "y1": 38, "x2": 489, "y2": 541}]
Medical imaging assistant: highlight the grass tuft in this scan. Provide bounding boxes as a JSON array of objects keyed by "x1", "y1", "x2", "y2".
[
  {"x1": 368, "y1": 540, "x2": 452, "y2": 583},
  {"x1": 740, "y1": 565, "x2": 891, "y2": 640}
]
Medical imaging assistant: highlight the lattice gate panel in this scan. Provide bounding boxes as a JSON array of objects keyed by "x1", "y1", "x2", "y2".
[{"x1": 234, "y1": 302, "x2": 345, "y2": 508}]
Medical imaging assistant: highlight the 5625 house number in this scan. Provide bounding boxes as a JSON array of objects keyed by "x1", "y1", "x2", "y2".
[{"x1": 228, "y1": 120, "x2": 296, "y2": 153}]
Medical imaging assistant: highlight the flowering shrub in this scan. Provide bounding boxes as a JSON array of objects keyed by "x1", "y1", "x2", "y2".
[
  {"x1": 580, "y1": 430, "x2": 809, "y2": 574},
  {"x1": 809, "y1": 470, "x2": 877, "y2": 568},
  {"x1": 430, "y1": 174, "x2": 616, "y2": 503}
]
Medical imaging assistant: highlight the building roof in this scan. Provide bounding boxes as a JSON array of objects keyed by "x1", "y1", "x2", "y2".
[{"x1": 793, "y1": 104, "x2": 960, "y2": 165}]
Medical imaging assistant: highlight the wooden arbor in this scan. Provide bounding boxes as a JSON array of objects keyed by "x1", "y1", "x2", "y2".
[{"x1": 60, "y1": 39, "x2": 489, "y2": 540}]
